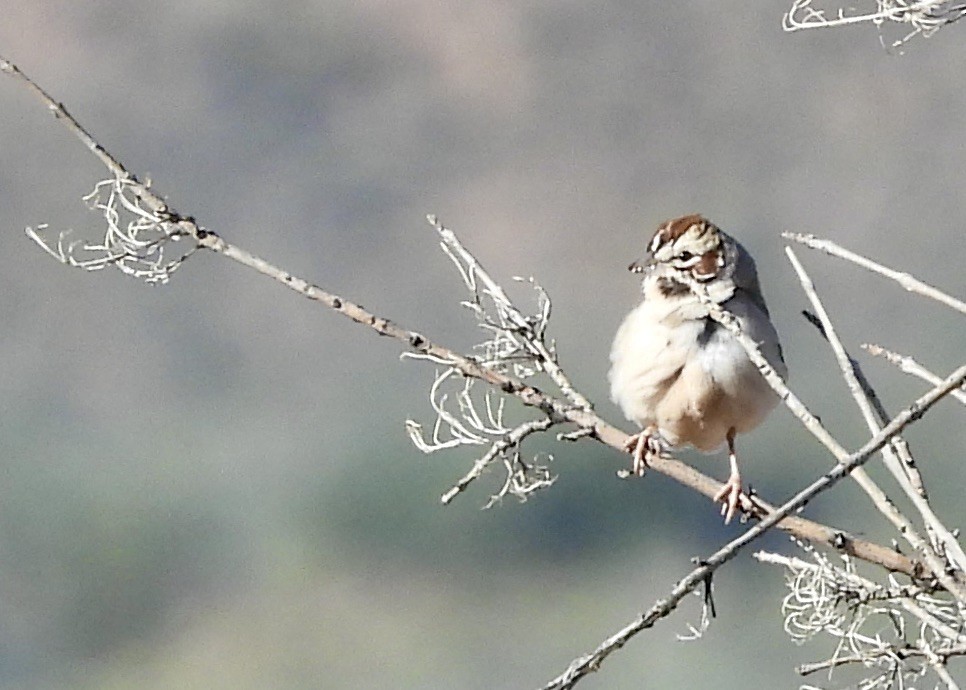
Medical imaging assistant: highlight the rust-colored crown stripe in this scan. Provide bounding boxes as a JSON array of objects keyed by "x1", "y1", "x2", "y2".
[
  {"x1": 663, "y1": 213, "x2": 709, "y2": 239},
  {"x1": 649, "y1": 214, "x2": 711, "y2": 250}
]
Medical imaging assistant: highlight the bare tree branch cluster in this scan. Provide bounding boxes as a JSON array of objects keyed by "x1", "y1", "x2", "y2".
[
  {"x1": 784, "y1": 0, "x2": 966, "y2": 50},
  {"x1": 403, "y1": 216, "x2": 581, "y2": 506},
  {"x1": 4, "y1": 55, "x2": 966, "y2": 689}
]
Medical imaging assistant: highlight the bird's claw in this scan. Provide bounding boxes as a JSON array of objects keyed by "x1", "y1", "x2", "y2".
[
  {"x1": 620, "y1": 429, "x2": 662, "y2": 478},
  {"x1": 713, "y1": 475, "x2": 744, "y2": 525}
]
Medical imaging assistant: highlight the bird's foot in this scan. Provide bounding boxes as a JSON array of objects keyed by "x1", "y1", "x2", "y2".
[
  {"x1": 619, "y1": 428, "x2": 662, "y2": 478},
  {"x1": 713, "y1": 472, "x2": 744, "y2": 525}
]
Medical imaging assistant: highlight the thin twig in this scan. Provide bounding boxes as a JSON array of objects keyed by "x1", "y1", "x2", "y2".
[
  {"x1": 428, "y1": 215, "x2": 593, "y2": 411},
  {"x1": 784, "y1": 0, "x2": 952, "y2": 30},
  {"x1": 865, "y1": 344, "x2": 966, "y2": 407},
  {"x1": 782, "y1": 0, "x2": 966, "y2": 50},
  {"x1": 796, "y1": 646, "x2": 966, "y2": 676},
  {"x1": 788, "y1": 246, "x2": 921, "y2": 518},
  {"x1": 438, "y1": 416, "x2": 558, "y2": 504},
  {"x1": 783, "y1": 232, "x2": 966, "y2": 316},
  {"x1": 929, "y1": 648, "x2": 963, "y2": 690}
]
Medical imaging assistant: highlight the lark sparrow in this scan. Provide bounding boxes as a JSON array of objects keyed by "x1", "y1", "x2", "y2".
[{"x1": 609, "y1": 214, "x2": 786, "y2": 523}]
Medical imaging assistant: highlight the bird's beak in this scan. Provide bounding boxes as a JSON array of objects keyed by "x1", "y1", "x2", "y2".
[{"x1": 628, "y1": 258, "x2": 652, "y2": 274}]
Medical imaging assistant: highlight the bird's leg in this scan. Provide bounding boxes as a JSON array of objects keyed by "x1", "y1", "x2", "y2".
[
  {"x1": 621, "y1": 426, "x2": 662, "y2": 477},
  {"x1": 713, "y1": 427, "x2": 744, "y2": 524}
]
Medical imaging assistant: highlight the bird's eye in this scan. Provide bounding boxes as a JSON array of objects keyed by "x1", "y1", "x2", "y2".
[{"x1": 678, "y1": 251, "x2": 694, "y2": 261}]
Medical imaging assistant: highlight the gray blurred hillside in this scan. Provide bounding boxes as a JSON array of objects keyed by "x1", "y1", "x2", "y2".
[{"x1": 0, "y1": 2, "x2": 964, "y2": 688}]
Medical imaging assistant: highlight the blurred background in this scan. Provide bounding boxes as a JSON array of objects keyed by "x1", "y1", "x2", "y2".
[{"x1": 0, "y1": 2, "x2": 965, "y2": 688}]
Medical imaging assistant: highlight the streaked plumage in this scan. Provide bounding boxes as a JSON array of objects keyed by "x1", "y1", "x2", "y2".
[{"x1": 609, "y1": 215, "x2": 785, "y2": 522}]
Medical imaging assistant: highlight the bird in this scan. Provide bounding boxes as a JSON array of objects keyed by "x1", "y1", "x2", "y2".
[{"x1": 608, "y1": 214, "x2": 786, "y2": 523}]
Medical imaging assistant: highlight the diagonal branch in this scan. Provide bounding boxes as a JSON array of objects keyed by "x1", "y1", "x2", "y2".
[
  {"x1": 428, "y1": 215, "x2": 592, "y2": 411},
  {"x1": 865, "y1": 343, "x2": 966, "y2": 407},
  {"x1": 786, "y1": 247, "x2": 966, "y2": 578},
  {"x1": 683, "y1": 271, "x2": 966, "y2": 602},
  {"x1": 541, "y1": 363, "x2": 966, "y2": 690},
  {"x1": 783, "y1": 232, "x2": 966, "y2": 316}
]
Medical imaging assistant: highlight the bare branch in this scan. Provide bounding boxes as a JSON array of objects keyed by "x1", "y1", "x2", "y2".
[
  {"x1": 865, "y1": 344, "x2": 966, "y2": 407},
  {"x1": 783, "y1": 0, "x2": 966, "y2": 50},
  {"x1": 786, "y1": 247, "x2": 966, "y2": 579},
  {"x1": 783, "y1": 232, "x2": 966, "y2": 316},
  {"x1": 428, "y1": 215, "x2": 592, "y2": 411},
  {"x1": 683, "y1": 271, "x2": 966, "y2": 603}
]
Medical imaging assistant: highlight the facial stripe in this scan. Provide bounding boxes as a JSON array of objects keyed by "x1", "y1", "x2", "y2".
[{"x1": 691, "y1": 249, "x2": 723, "y2": 280}]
